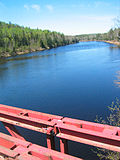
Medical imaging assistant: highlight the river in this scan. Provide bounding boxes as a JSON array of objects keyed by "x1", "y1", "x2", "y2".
[{"x1": 0, "y1": 41, "x2": 120, "y2": 159}]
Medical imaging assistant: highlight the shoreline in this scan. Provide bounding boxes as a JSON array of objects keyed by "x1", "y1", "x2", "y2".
[
  {"x1": 79, "y1": 40, "x2": 120, "y2": 47},
  {"x1": 0, "y1": 47, "x2": 46, "y2": 59},
  {"x1": 0, "y1": 40, "x2": 120, "y2": 59},
  {"x1": 0, "y1": 42, "x2": 78, "y2": 59},
  {"x1": 104, "y1": 40, "x2": 120, "y2": 46}
]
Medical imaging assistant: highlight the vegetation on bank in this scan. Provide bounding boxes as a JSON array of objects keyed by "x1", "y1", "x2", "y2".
[
  {"x1": 0, "y1": 21, "x2": 78, "y2": 58},
  {"x1": 94, "y1": 98, "x2": 120, "y2": 160},
  {"x1": 0, "y1": 19, "x2": 120, "y2": 58},
  {"x1": 76, "y1": 18, "x2": 120, "y2": 46},
  {"x1": 76, "y1": 28, "x2": 120, "y2": 43}
]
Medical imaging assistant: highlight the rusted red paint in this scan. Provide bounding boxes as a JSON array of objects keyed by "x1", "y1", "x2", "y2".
[
  {"x1": 56, "y1": 117, "x2": 120, "y2": 152},
  {"x1": 0, "y1": 132, "x2": 81, "y2": 160},
  {"x1": 0, "y1": 104, "x2": 120, "y2": 159},
  {"x1": 60, "y1": 138, "x2": 68, "y2": 154},
  {"x1": 3, "y1": 122, "x2": 25, "y2": 140}
]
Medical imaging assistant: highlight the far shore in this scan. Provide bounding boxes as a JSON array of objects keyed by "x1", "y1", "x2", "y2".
[{"x1": 79, "y1": 40, "x2": 120, "y2": 47}]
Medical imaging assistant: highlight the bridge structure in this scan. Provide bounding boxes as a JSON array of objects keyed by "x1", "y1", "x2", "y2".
[{"x1": 0, "y1": 104, "x2": 120, "y2": 159}]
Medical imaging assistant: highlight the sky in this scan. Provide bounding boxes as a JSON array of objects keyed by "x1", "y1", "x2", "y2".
[{"x1": 0, "y1": 0, "x2": 120, "y2": 35}]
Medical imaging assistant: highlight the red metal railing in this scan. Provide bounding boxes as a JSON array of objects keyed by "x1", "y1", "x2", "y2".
[
  {"x1": 0, "y1": 104, "x2": 120, "y2": 159},
  {"x1": 0, "y1": 132, "x2": 81, "y2": 160}
]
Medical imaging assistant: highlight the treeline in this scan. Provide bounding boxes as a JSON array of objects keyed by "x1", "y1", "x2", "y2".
[
  {"x1": 0, "y1": 21, "x2": 78, "y2": 57},
  {"x1": 76, "y1": 28, "x2": 120, "y2": 42}
]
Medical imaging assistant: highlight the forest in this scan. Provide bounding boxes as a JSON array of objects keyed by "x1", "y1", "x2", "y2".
[
  {"x1": 0, "y1": 21, "x2": 120, "y2": 58},
  {"x1": 77, "y1": 28, "x2": 120, "y2": 42},
  {"x1": 0, "y1": 21, "x2": 78, "y2": 58}
]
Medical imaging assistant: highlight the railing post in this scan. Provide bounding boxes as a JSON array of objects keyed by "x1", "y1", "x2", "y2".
[
  {"x1": 47, "y1": 134, "x2": 55, "y2": 150},
  {"x1": 60, "y1": 138, "x2": 68, "y2": 154}
]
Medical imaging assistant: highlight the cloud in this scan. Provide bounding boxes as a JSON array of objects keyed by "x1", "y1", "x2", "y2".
[
  {"x1": 24, "y1": 5, "x2": 29, "y2": 11},
  {"x1": 94, "y1": 1, "x2": 110, "y2": 8},
  {"x1": 78, "y1": 15, "x2": 115, "y2": 22},
  {"x1": 31, "y1": 4, "x2": 40, "y2": 12},
  {"x1": 24, "y1": 4, "x2": 40, "y2": 12},
  {"x1": 71, "y1": 4, "x2": 90, "y2": 8},
  {"x1": 46, "y1": 5, "x2": 53, "y2": 12}
]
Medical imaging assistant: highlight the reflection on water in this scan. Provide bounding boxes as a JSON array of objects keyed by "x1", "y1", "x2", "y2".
[{"x1": 114, "y1": 71, "x2": 120, "y2": 88}]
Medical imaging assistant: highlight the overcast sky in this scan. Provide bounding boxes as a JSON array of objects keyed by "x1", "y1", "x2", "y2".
[{"x1": 0, "y1": 0, "x2": 120, "y2": 35}]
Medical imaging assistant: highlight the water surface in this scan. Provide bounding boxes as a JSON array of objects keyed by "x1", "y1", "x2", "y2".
[{"x1": 0, "y1": 41, "x2": 120, "y2": 159}]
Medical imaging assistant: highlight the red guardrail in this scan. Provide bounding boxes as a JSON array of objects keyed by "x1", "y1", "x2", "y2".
[
  {"x1": 0, "y1": 104, "x2": 120, "y2": 159},
  {"x1": 0, "y1": 132, "x2": 81, "y2": 160}
]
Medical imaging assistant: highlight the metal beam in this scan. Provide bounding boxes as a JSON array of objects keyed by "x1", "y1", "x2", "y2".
[
  {"x1": 56, "y1": 117, "x2": 120, "y2": 152},
  {"x1": 0, "y1": 104, "x2": 120, "y2": 159},
  {"x1": 0, "y1": 132, "x2": 81, "y2": 160},
  {"x1": 3, "y1": 122, "x2": 25, "y2": 140}
]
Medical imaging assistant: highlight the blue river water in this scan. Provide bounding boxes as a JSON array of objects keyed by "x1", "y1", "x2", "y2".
[{"x1": 0, "y1": 41, "x2": 120, "y2": 159}]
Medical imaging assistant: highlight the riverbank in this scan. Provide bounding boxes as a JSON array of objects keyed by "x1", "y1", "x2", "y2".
[
  {"x1": 0, "y1": 45, "x2": 63, "y2": 59},
  {"x1": 1, "y1": 40, "x2": 119, "y2": 59},
  {"x1": 79, "y1": 40, "x2": 120, "y2": 46},
  {"x1": 0, "y1": 21, "x2": 79, "y2": 59},
  {"x1": 0, "y1": 47, "x2": 48, "y2": 58},
  {"x1": 104, "y1": 40, "x2": 120, "y2": 47},
  {"x1": 0, "y1": 41, "x2": 79, "y2": 59}
]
